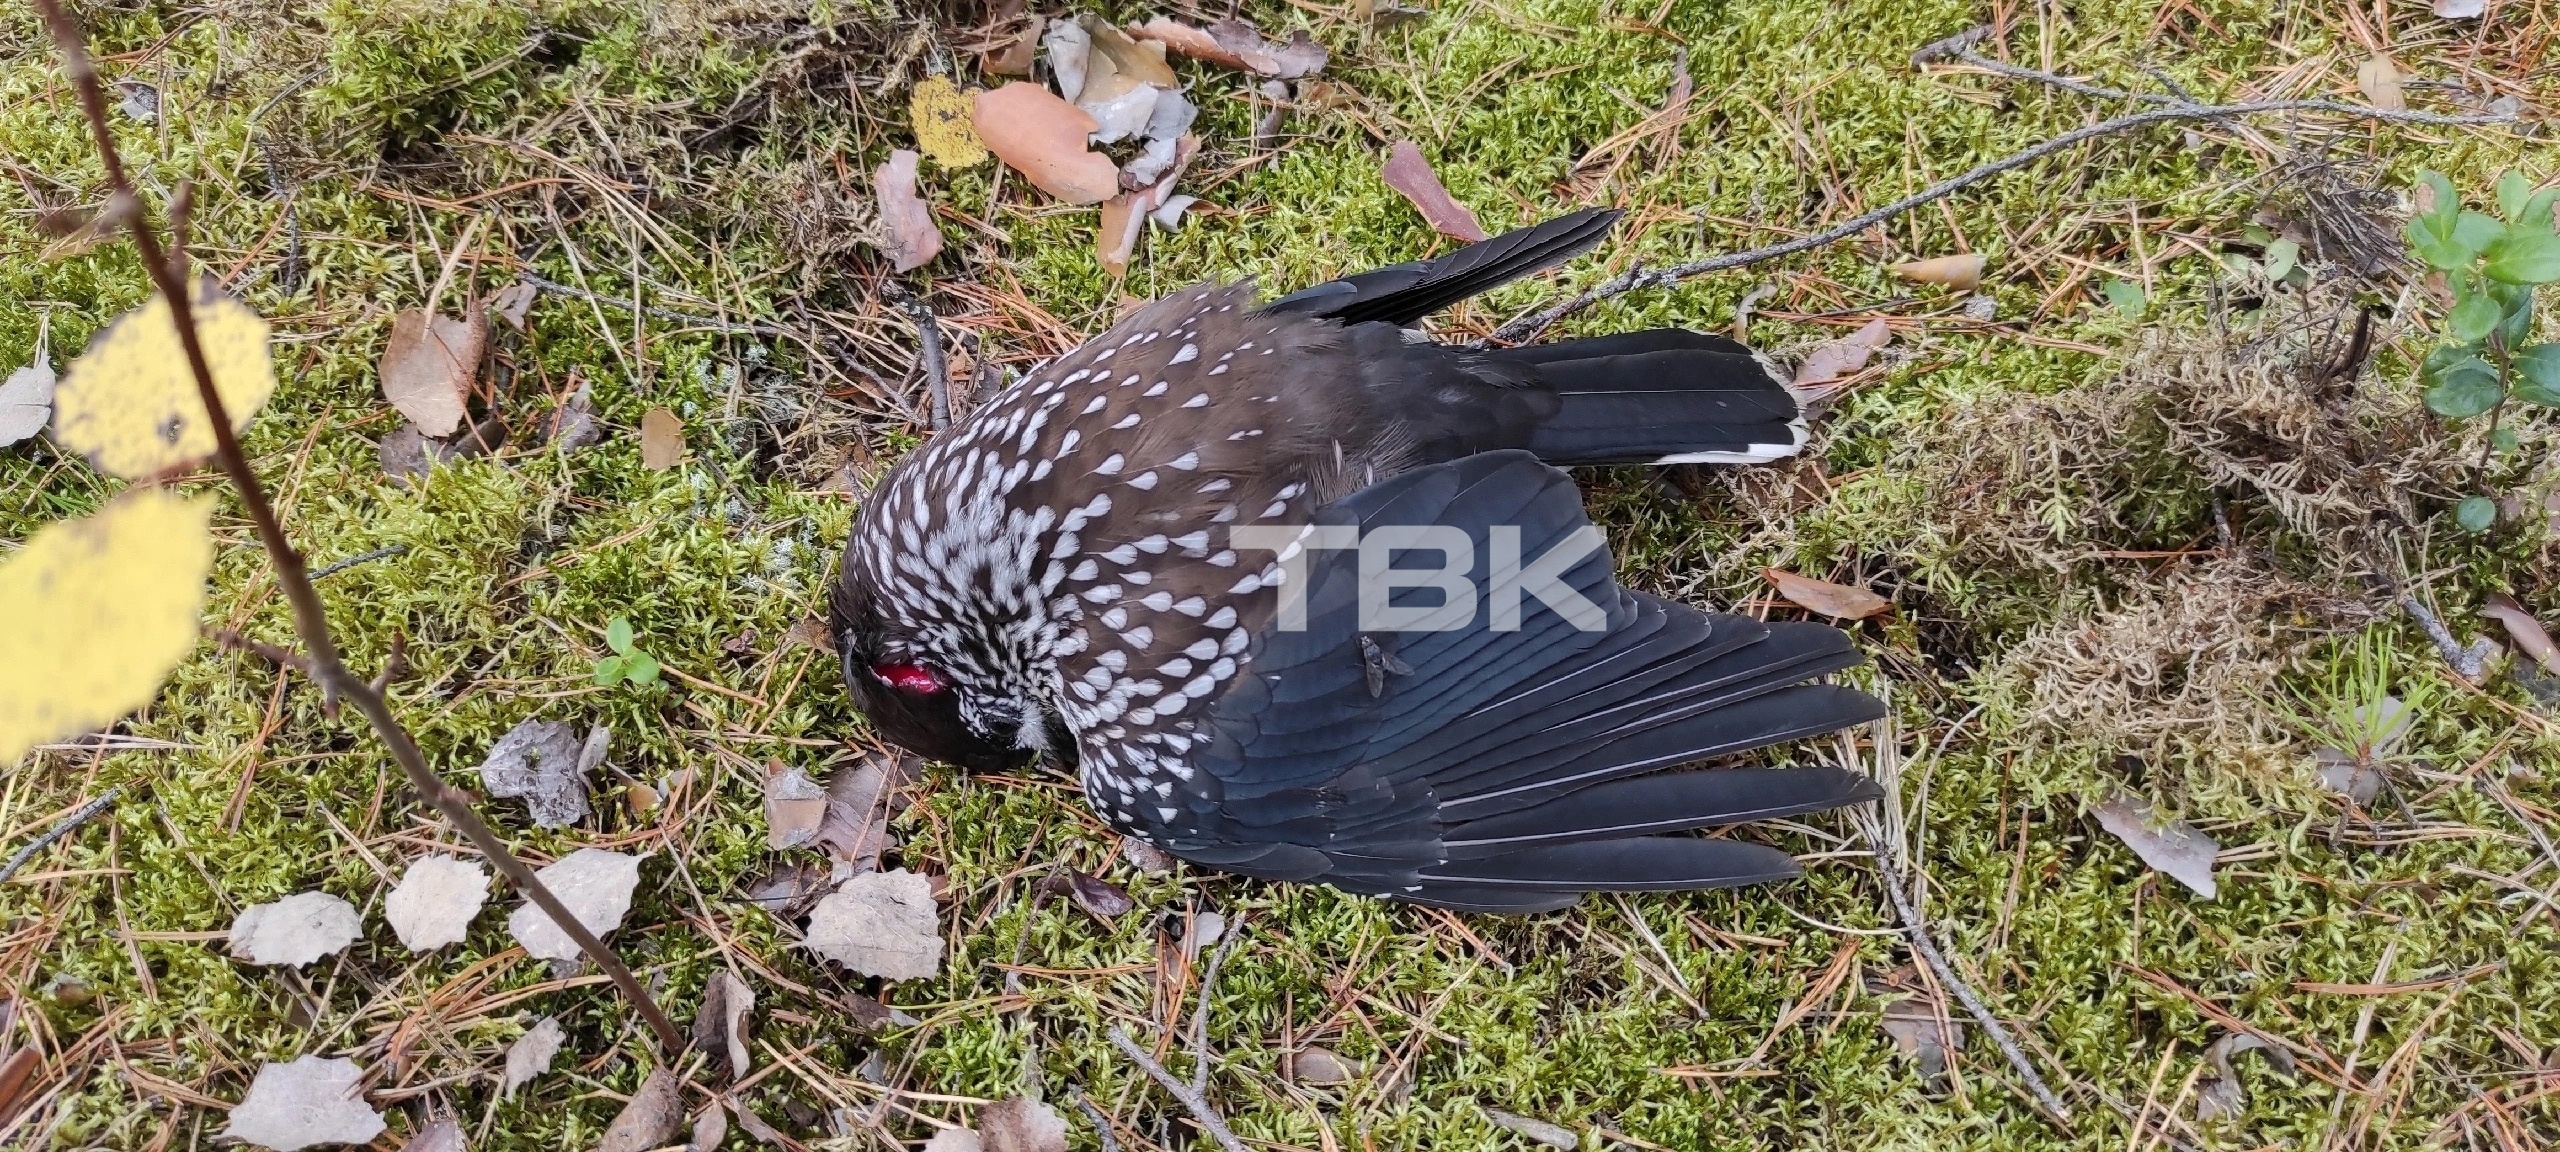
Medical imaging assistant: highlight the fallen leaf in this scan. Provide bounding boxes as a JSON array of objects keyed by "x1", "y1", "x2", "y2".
[
  {"x1": 1122, "y1": 93, "x2": 1197, "y2": 185},
  {"x1": 378, "y1": 423, "x2": 444, "y2": 484},
  {"x1": 506, "y1": 848, "x2": 644, "y2": 962},
  {"x1": 1763, "y1": 568, "x2": 1891, "y2": 620},
  {"x1": 2433, "y1": 0, "x2": 2485, "y2": 14},
  {"x1": 1480, "y1": 1105, "x2": 1576, "y2": 1151},
  {"x1": 1381, "y1": 141, "x2": 1489, "y2": 242},
  {"x1": 1287, "y1": 1045, "x2": 1354, "y2": 1085},
  {"x1": 384, "y1": 855, "x2": 488, "y2": 952},
  {"x1": 973, "y1": 83, "x2": 1123, "y2": 204},
  {"x1": 1098, "y1": 193, "x2": 1146, "y2": 280},
  {"x1": 598, "y1": 1069, "x2": 683, "y2": 1152},
  {"x1": 640, "y1": 407, "x2": 684, "y2": 469},
  {"x1": 53, "y1": 277, "x2": 274, "y2": 479},
  {"x1": 2312, "y1": 748, "x2": 2385, "y2": 805},
  {"x1": 1888, "y1": 253, "x2": 1986, "y2": 291},
  {"x1": 0, "y1": 490, "x2": 215, "y2": 762},
  {"x1": 0, "y1": 319, "x2": 55, "y2": 448},
  {"x1": 476, "y1": 718, "x2": 591, "y2": 828},
  {"x1": 763, "y1": 761, "x2": 829, "y2": 849},
  {"x1": 742, "y1": 861, "x2": 830, "y2": 914},
  {"x1": 578, "y1": 723, "x2": 613, "y2": 774},
  {"x1": 787, "y1": 614, "x2": 838, "y2": 652},
  {"x1": 1878, "y1": 995, "x2": 1965, "y2": 1088},
  {"x1": 228, "y1": 891, "x2": 362, "y2": 968},
  {"x1": 2356, "y1": 56, "x2": 2405, "y2": 112},
  {"x1": 2484, "y1": 592, "x2": 2558, "y2": 674},
  {"x1": 983, "y1": 16, "x2": 1043, "y2": 76},
  {"x1": 873, "y1": 150, "x2": 945, "y2": 273},
  {"x1": 911, "y1": 76, "x2": 989, "y2": 168},
  {"x1": 501, "y1": 1016, "x2": 566, "y2": 1099},
  {"x1": 0, "y1": 1045, "x2": 45, "y2": 1129},
  {"x1": 727, "y1": 1098, "x2": 791, "y2": 1147},
  {"x1": 814, "y1": 751, "x2": 916, "y2": 873},
  {"x1": 977, "y1": 1097, "x2": 1068, "y2": 1152},
  {"x1": 806, "y1": 868, "x2": 941, "y2": 979},
  {"x1": 1120, "y1": 837, "x2": 1176, "y2": 874},
  {"x1": 689, "y1": 969, "x2": 755, "y2": 1080},
  {"x1": 1183, "y1": 910, "x2": 1227, "y2": 959},
  {"x1": 688, "y1": 1105, "x2": 727, "y2": 1152},
  {"x1": 550, "y1": 378, "x2": 600, "y2": 452},
  {"x1": 1793, "y1": 317, "x2": 1892, "y2": 386},
  {"x1": 924, "y1": 1129, "x2": 983, "y2": 1152},
  {"x1": 1038, "y1": 868, "x2": 1136, "y2": 920},
  {"x1": 1042, "y1": 16, "x2": 1093, "y2": 102},
  {"x1": 2194, "y1": 1031, "x2": 2296, "y2": 1121},
  {"x1": 379, "y1": 307, "x2": 485, "y2": 438},
  {"x1": 489, "y1": 282, "x2": 538, "y2": 331},
  {"x1": 116, "y1": 80, "x2": 159, "y2": 123},
  {"x1": 223, "y1": 1055, "x2": 386, "y2": 1152},
  {"x1": 397, "y1": 1115, "x2": 464, "y2": 1152},
  {"x1": 2092, "y1": 793, "x2": 2219, "y2": 899},
  {"x1": 1132, "y1": 17, "x2": 1328, "y2": 79}
]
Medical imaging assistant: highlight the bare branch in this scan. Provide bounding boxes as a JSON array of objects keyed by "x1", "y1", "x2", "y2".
[{"x1": 0, "y1": 788, "x2": 123, "y2": 887}]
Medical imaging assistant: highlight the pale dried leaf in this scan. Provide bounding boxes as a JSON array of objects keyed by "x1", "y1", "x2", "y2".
[
  {"x1": 1381, "y1": 141, "x2": 1488, "y2": 242},
  {"x1": 763, "y1": 761, "x2": 829, "y2": 850},
  {"x1": 1038, "y1": 868, "x2": 1135, "y2": 919},
  {"x1": 689, "y1": 970, "x2": 756, "y2": 1080},
  {"x1": 228, "y1": 891, "x2": 362, "y2": 968},
  {"x1": 1793, "y1": 318, "x2": 1891, "y2": 386},
  {"x1": 1288, "y1": 1045, "x2": 1353, "y2": 1085},
  {"x1": 2194, "y1": 1031, "x2": 2296, "y2": 1121},
  {"x1": 597, "y1": 1069, "x2": 683, "y2": 1152},
  {"x1": 1763, "y1": 568, "x2": 1891, "y2": 620},
  {"x1": 2483, "y1": 592, "x2": 2558, "y2": 674},
  {"x1": 974, "y1": 83, "x2": 1122, "y2": 204},
  {"x1": 1120, "y1": 837, "x2": 1176, "y2": 874},
  {"x1": 977, "y1": 1097, "x2": 1067, "y2": 1152},
  {"x1": 384, "y1": 855, "x2": 488, "y2": 952},
  {"x1": 477, "y1": 718, "x2": 590, "y2": 828},
  {"x1": 923, "y1": 1129, "x2": 983, "y2": 1152},
  {"x1": 640, "y1": 407, "x2": 684, "y2": 470},
  {"x1": 2312, "y1": 749, "x2": 2384, "y2": 805},
  {"x1": 224, "y1": 1056, "x2": 384, "y2": 1151},
  {"x1": 506, "y1": 848, "x2": 644, "y2": 962},
  {"x1": 688, "y1": 1105, "x2": 726, "y2": 1152},
  {"x1": 910, "y1": 77, "x2": 988, "y2": 168},
  {"x1": 2432, "y1": 0, "x2": 2484, "y2": 15},
  {"x1": 814, "y1": 752, "x2": 915, "y2": 873},
  {"x1": 1878, "y1": 995, "x2": 1964, "y2": 1086},
  {"x1": 1041, "y1": 17, "x2": 1092, "y2": 102},
  {"x1": 873, "y1": 150, "x2": 945, "y2": 273},
  {"x1": 1132, "y1": 17, "x2": 1328, "y2": 78},
  {"x1": 489, "y1": 283, "x2": 538, "y2": 331},
  {"x1": 1184, "y1": 910, "x2": 1227, "y2": 959},
  {"x1": 984, "y1": 16, "x2": 1042, "y2": 76},
  {"x1": 379, "y1": 308, "x2": 483, "y2": 438},
  {"x1": 397, "y1": 1116, "x2": 464, "y2": 1152},
  {"x1": 806, "y1": 869, "x2": 940, "y2": 979},
  {"x1": 1480, "y1": 1106, "x2": 1576, "y2": 1150},
  {"x1": 2356, "y1": 57, "x2": 2405, "y2": 112},
  {"x1": 379, "y1": 423, "x2": 442, "y2": 484},
  {"x1": 550, "y1": 379, "x2": 600, "y2": 452},
  {"x1": 727, "y1": 1098, "x2": 790, "y2": 1146},
  {"x1": 2092, "y1": 793, "x2": 2219, "y2": 898},
  {"x1": 501, "y1": 1017, "x2": 566, "y2": 1099},
  {"x1": 1098, "y1": 192, "x2": 1146, "y2": 279},
  {"x1": 742, "y1": 861, "x2": 829, "y2": 914},
  {"x1": 0, "y1": 356, "x2": 54, "y2": 448},
  {"x1": 1887, "y1": 254, "x2": 1986, "y2": 291}
]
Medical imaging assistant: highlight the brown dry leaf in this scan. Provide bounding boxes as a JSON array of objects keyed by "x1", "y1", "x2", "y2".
[
  {"x1": 977, "y1": 1097, "x2": 1068, "y2": 1152},
  {"x1": 1287, "y1": 1045, "x2": 1354, "y2": 1085},
  {"x1": 983, "y1": 16, "x2": 1043, "y2": 76},
  {"x1": 1794, "y1": 317, "x2": 1892, "y2": 386},
  {"x1": 222, "y1": 1056, "x2": 386, "y2": 1151},
  {"x1": 814, "y1": 752, "x2": 916, "y2": 873},
  {"x1": 505, "y1": 848, "x2": 644, "y2": 961},
  {"x1": 741, "y1": 861, "x2": 830, "y2": 914},
  {"x1": 2483, "y1": 592, "x2": 2558, "y2": 674},
  {"x1": 1120, "y1": 836, "x2": 1176, "y2": 874},
  {"x1": 973, "y1": 83, "x2": 1122, "y2": 204},
  {"x1": 2092, "y1": 793, "x2": 2219, "y2": 898},
  {"x1": 597, "y1": 1069, "x2": 683, "y2": 1152},
  {"x1": 380, "y1": 307, "x2": 485, "y2": 438},
  {"x1": 687, "y1": 1106, "x2": 726, "y2": 1152},
  {"x1": 477, "y1": 718, "x2": 590, "y2": 828},
  {"x1": 1888, "y1": 254, "x2": 1986, "y2": 291},
  {"x1": 763, "y1": 761, "x2": 829, "y2": 850},
  {"x1": 1877, "y1": 995, "x2": 1965, "y2": 1088},
  {"x1": 489, "y1": 282, "x2": 538, "y2": 330},
  {"x1": 0, "y1": 1045, "x2": 44, "y2": 1130},
  {"x1": 805, "y1": 869, "x2": 941, "y2": 979},
  {"x1": 1098, "y1": 192, "x2": 1146, "y2": 279},
  {"x1": 1037, "y1": 868, "x2": 1136, "y2": 919},
  {"x1": 1131, "y1": 17, "x2": 1328, "y2": 78},
  {"x1": 2356, "y1": 56, "x2": 2405, "y2": 111},
  {"x1": 1763, "y1": 568, "x2": 1891, "y2": 620},
  {"x1": 910, "y1": 77, "x2": 989, "y2": 169},
  {"x1": 384, "y1": 855, "x2": 488, "y2": 952},
  {"x1": 689, "y1": 969, "x2": 756, "y2": 1080},
  {"x1": 501, "y1": 1016, "x2": 566, "y2": 1099},
  {"x1": 397, "y1": 1116, "x2": 464, "y2": 1152},
  {"x1": 550, "y1": 378, "x2": 601, "y2": 452},
  {"x1": 2193, "y1": 1031, "x2": 2296, "y2": 1121},
  {"x1": 228, "y1": 891, "x2": 362, "y2": 968},
  {"x1": 1381, "y1": 141, "x2": 1489, "y2": 242},
  {"x1": 786, "y1": 614, "x2": 837, "y2": 653},
  {"x1": 874, "y1": 149, "x2": 945, "y2": 273},
  {"x1": 1480, "y1": 1106, "x2": 1576, "y2": 1151},
  {"x1": 640, "y1": 407, "x2": 684, "y2": 469}
]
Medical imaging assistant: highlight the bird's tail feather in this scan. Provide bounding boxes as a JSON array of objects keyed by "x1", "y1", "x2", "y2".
[
  {"x1": 1500, "y1": 329, "x2": 1808, "y2": 466},
  {"x1": 1261, "y1": 208, "x2": 1622, "y2": 327}
]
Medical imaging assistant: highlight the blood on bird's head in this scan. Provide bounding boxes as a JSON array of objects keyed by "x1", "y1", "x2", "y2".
[{"x1": 828, "y1": 574, "x2": 1030, "y2": 773}]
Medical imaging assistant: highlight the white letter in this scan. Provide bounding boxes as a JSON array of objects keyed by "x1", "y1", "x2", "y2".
[
  {"x1": 1358, "y1": 526, "x2": 1477, "y2": 633},
  {"x1": 1488, "y1": 525, "x2": 1609, "y2": 632}
]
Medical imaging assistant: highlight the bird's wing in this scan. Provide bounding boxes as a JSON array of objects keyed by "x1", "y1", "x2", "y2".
[
  {"x1": 1100, "y1": 451, "x2": 1883, "y2": 909},
  {"x1": 1259, "y1": 208, "x2": 1621, "y2": 327}
]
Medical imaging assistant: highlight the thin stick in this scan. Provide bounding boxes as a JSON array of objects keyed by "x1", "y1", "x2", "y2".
[
  {"x1": 309, "y1": 543, "x2": 410, "y2": 582},
  {"x1": 887, "y1": 286, "x2": 953, "y2": 432},
  {"x1": 1486, "y1": 84, "x2": 2514, "y2": 344},
  {"x1": 0, "y1": 788, "x2": 124, "y2": 887},
  {"x1": 34, "y1": 0, "x2": 685, "y2": 1057},
  {"x1": 1871, "y1": 836, "x2": 2077, "y2": 1124},
  {"x1": 512, "y1": 272, "x2": 795, "y2": 337},
  {"x1": 1106, "y1": 1028, "x2": 1248, "y2": 1152},
  {"x1": 1064, "y1": 1085, "x2": 1125, "y2": 1152}
]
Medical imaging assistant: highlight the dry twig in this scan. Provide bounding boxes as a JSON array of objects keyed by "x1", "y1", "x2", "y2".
[
  {"x1": 1103, "y1": 920, "x2": 1250, "y2": 1152},
  {"x1": 0, "y1": 788, "x2": 124, "y2": 887}
]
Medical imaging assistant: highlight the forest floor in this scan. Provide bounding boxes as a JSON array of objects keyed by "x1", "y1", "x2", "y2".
[{"x1": 5, "y1": 0, "x2": 2560, "y2": 1148}]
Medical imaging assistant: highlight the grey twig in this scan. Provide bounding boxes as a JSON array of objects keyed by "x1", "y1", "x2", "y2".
[
  {"x1": 1106, "y1": 1029, "x2": 1248, "y2": 1152},
  {"x1": 886, "y1": 286, "x2": 953, "y2": 432},
  {"x1": 1486, "y1": 47, "x2": 2517, "y2": 345},
  {"x1": 0, "y1": 787, "x2": 123, "y2": 886},
  {"x1": 2366, "y1": 549, "x2": 2496, "y2": 680},
  {"x1": 309, "y1": 543, "x2": 408, "y2": 581},
  {"x1": 1870, "y1": 836, "x2": 2078, "y2": 1125},
  {"x1": 1064, "y1": 1085, "x2": 1125, "y2": 1152},
  {"x1": 514, "y1": 272, "x2": 796, "y2": 337}
]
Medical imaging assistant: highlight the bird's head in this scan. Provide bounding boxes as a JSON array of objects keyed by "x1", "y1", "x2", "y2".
[{"x1": 827, "y1": 564, "x2": 1038, "y2": 774}]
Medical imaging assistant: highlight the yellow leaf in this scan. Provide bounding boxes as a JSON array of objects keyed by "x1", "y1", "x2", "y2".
[
  {"x1": 0, "y1": 490, "x2": 217, "y2": 762},
  {"x1": 54, "y1": 278, "x2": 275, "y2": 479},
  {"x1": 910, "y1": 76, "x2": 989, "y2": 169}
]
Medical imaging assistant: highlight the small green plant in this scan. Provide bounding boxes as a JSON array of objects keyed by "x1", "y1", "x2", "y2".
[
  {"x1": 593, "y1": 616, "x2": 662, "y2": 687},
  {"x1": 2406, "y1": 169, "x2": 2560, "y2": 532}
]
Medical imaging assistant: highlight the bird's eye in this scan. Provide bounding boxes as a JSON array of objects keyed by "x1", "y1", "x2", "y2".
[{"x1": 872, "y1": 662, "x2": 945, "y2": 694}]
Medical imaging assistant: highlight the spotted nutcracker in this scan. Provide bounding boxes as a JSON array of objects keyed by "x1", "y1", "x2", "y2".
[{"x1": 831, "y1": 210, "x2": 1885, "y2": 912}]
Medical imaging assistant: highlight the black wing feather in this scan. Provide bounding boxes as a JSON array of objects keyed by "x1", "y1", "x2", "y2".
[{"x1": 1261, "y1": 209, "x2": 1621, "y2": 326}]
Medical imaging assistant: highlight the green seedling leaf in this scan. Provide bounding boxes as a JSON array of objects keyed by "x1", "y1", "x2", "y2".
[
  {"x1": 594, "y1": 654, "x2": 628, "y2": 686},
  {"x1": 2485, "y1": 225, "x2": 2560, "y2": 284},
  {"x1": 622, "y1": 652, "x2": 661, "y2": 687},
  {"x1": 2514, "y1": 344, "x2": 2560, "y2": 406},
  {"x1": 2456, "y1": 495, "x2": 2498, "y2": 533},
  {"x1": 2424, "y1": 355, "x2": 2502, "y2": 417},
  {"x1": 2103, "y1": 279, "x2": 2148, "y2": 316},
  {"x1": 2449, "y1": 284, "x2": 2502, "y2": 343},
  {"x1": 2496, "y1": 170, "x2": 2533, "y2": 220},
  {"x1": 606, "y1": 616, "x2": 635, "y2": 654},
  {"x1": 2262, "y1": 238, "x2": 2300, "y2": 283}
]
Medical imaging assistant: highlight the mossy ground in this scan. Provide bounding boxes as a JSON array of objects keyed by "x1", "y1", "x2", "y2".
[{"x1": 5, "y1": 0, "x2": 2559, "y2": 1148}]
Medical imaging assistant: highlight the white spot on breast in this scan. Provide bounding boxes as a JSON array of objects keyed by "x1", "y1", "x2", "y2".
[
  {"x1": 1168, "y1": 451, "x2": 1199, "y2": 470},
  {"x1": 1127, "y1": 470, "x2": 1159, "y2": 490},
  {"x1": 1102, "y1": 607, "x2": 1130, "y2": 629},
  {"x1": 1183, "y1": 393, "x2": 1210, "y2": 408},
  {"x1": 1261, "y1": 501, "x2": 1289, "y2": 518},
  {"x1": 1186, "y1": 637, "x2": 1218, "y2": 659},
  {"x1": 1123, "y1": 626, "x2": 1154, "y2": 647},
  {"x1": 1083, "y1": 584, "x2": 1121, "y2": 603},
  {"x1": 1082, "y1": 395, "x2": 1109, "y2": 415},
  {"x1": 1158, "y1": 657, "x2": 1193, "y2": 677},
  {"x1": 1103, "y1": 544, "x2": 1138, "y2": 564},
  {"x1": 1059, "y1": 429, "x2": 1083, "y2": 454},
  {"x1": 1230, "y1": 573, "x2": 1262, "y2": 594},
  {"x1": 1099, "y1": 650, "x2": 1128, "y2": 672},
  {"x1": 1143, "y1": 380, "x2": 1169, "y2": 397},
  {"x1": 1169, "y1": 343, "x2": 1199, "y2": 364},
  {"x1": 1111, "y1": 412, "x2": 1141, "y2": 430},
  {"x1": 1199, "y1": 477, "x2": 1231, "y2": 493},
  {"x1": 1122, "y1": 569, "x2": 1152, "y2": 584},
  {"x1": 1031, "y1": 459, "x2": 1054, "y2": 481},
  {"x1": 1135, "y1": 534, "x2": 1168, "y2": 554},
  {"x1": 1142, "y1": 591, "x2": 1174, "y2": 611},
  {"x1": 1207, "y1": 550, "x2": 1236, "y2": 567},
  {"x1": 1172, "y1": 530, "x2": 1208, "y2": 551},
  {"x1": 1209, "y1": 365, "x2": 1229, "y2": 375},
  {"x1": 1222, "y1": 628, "x2": 1250, "y2": 654},
  {"x1": 1095, "y1": 453, "x2": 1125, "y2": 475}
]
